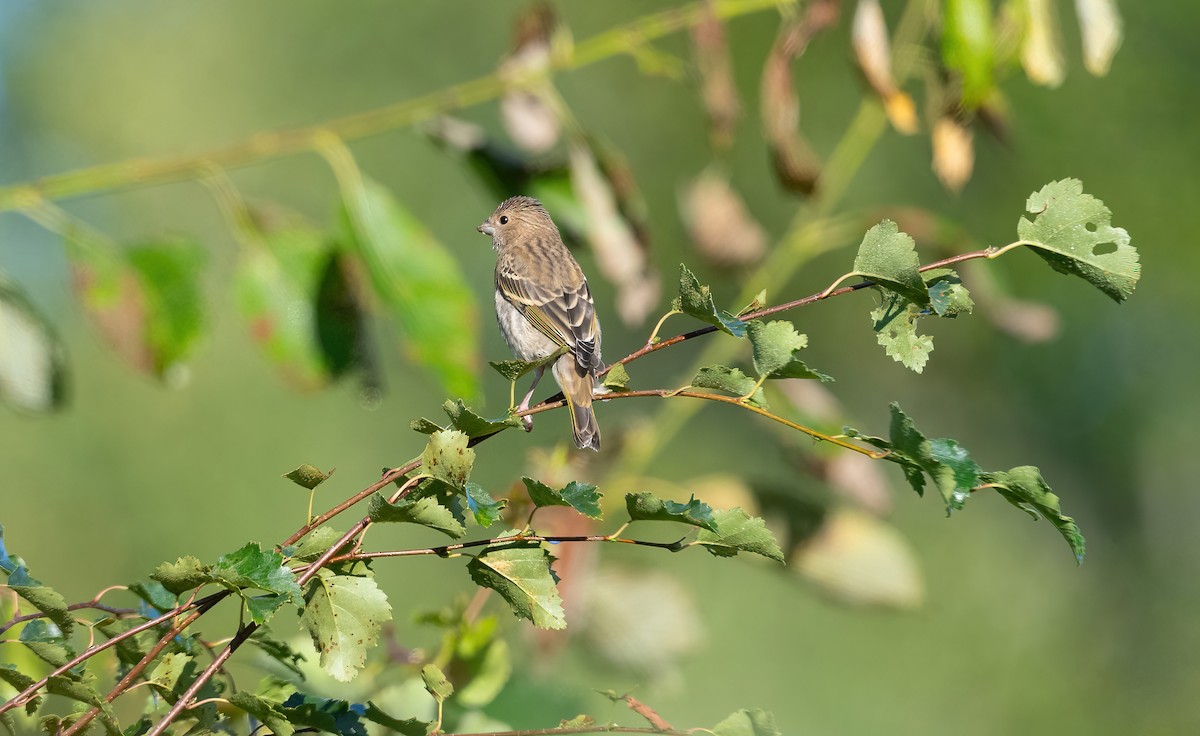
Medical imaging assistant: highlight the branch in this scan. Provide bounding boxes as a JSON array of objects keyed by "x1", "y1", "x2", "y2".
[
  {"x1": 0, "y1": 601, "x2": 138, "y2": 638},
  {"x1": 0, "y1": 0, "x2": 778, "y2": 213},
  {"x1": 439, "y1": 728, "x2": 696, "y2": 736},
  {"x1": 321, "y1": 533, "x2": 688, "y2": 564}
]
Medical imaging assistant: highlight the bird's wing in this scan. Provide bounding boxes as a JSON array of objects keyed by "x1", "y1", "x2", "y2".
[{"x1": 496, "y1": 260, "x2": 601, "y2": 372}]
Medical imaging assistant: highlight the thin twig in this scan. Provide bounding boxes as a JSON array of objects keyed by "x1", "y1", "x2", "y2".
[
  {"x1": 331, "y1": 533, "x2": 687, "y2": 562},
  {"x1": 0, "y1": 601, "x2": 139, "y2": 637}
]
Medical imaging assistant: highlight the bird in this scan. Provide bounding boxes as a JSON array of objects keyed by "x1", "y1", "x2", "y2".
[{"x1": 478, "y1": 195, "x2": 602, "y2": 450}]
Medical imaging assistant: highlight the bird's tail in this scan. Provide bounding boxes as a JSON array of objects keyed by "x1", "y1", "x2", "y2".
[{"x1": 552, "y1": 354, "x2": 600, "y2": 451}]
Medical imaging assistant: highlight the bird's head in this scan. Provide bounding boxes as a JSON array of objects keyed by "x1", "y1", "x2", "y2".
[{"x1": 477, "y1": 195, "x2": 555, "y2": 250}]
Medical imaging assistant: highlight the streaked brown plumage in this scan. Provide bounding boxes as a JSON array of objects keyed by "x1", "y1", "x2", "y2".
[{"x1": 478, "y1": 196, "x2": 602, "y2": 450}]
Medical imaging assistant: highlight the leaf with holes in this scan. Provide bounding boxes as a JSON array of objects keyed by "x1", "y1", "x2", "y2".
[
  {"x1": 300, "y1": 569, "x2": 392, "y2": 682},
  {"x1": 467, "y1": 533, "x2": 565, "y2": 630},
  {"x1": 870, "y1": 290, "x2": 933, "y2": 373},
  {"x1": 1017, "y1": 179, "x2": 1139, "y2": 302}
]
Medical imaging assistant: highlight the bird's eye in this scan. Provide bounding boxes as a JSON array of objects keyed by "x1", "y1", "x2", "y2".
[{"x1": 499, "y1": 215, "x2": 509, "y2": 225}]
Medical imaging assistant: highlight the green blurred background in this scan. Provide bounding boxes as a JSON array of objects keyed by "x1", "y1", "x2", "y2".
[{"x1": 1, "y1": 1, "x2": 1196, "y2": 733}]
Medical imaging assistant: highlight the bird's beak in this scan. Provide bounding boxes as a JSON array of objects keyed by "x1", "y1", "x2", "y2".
[{"x1": 477, "y1": 221, "x2": 495, "y2": 236}]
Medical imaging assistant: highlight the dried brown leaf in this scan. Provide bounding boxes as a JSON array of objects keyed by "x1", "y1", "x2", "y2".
[
  {"x1": 931, "y1": 115, "x2": 974, "y2": 193},
  {"x1": 691, "y1": 0, "x2": 741, "y2": 150},
  {"x1": 680, "y1": 168, "x2": 767, "y2": 268}
]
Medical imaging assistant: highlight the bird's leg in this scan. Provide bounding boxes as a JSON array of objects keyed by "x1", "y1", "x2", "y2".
[{"x1": 517, "y1": 366, "x2": 546, "y2": 432}]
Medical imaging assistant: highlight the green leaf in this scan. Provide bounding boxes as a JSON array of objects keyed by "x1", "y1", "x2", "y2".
[
  {"x1": 560, "y1": 715, "x2": 597, "y2": 729},
  {"x1": 467, "y1": 532, "x2": 565, "y2": 630},
  {"x1": 283, "y1": 463, "x2": 334, "y2": 490},
  {"x1": 364, "y1": 702, "x2": 430, "y2": 736},
  {"x1": 601, "y1": 362, "x2": 630, "y2": 390},
  {"x1": 245, "y1": 630, "x2": 307, "y2": 679},
  {"x1": 870, "y1": 289, "x2": 933, "y2": 373},
  {"x1": 4, "y1": 568, "x2": 73, "y2": 639},
  {"x1": 0, "y1": 664, "x2": 42, "y2": 715},
  {"x1": 626, "y1": 492, "x2": 717, "y2": 531},
  {"x1": 980, "y1": 466, "x2": 1086, "y2": 563},
  {"x1": 151, "y1": 556, "x2": 212, "y2": 595},
  {"x1": 421, "y1": 430, "x2": 475, "y2": 489},
  {"x1": 122, "y1": 718, "x2": 153, "y2": 736},
  {"x1": 410, "y1": 416, "x2": 444, "y2": 434},
  {"x1": 671, "y1": 264, "x2": 748, "y2": 337},
  {"x1": 1017, "y1": 179, "x2": 1140, "y2": 302},
  {"x1": 97, "y1": 618, "x2": 156, "y2": 671},
  {"x1": 442, "y1": 399, "x2": 522, "y2": 438},
  {"x1": 465, "y1": 483, "x2": 507, "y2": 527},
  {"x1": 942, "y1": 0, "x2": 995, "y2": 109},
  {"x1": 696, "y1": 508, "x2": 785, "y2": 562},
  {"x1": 47, "y1": 675, "x2": 119, "y2": 734},
  {"x1": 691, "y1": 365, "x2": 766, "y2": 408},
  {"x1": 421, "y1": 663, "x2": 455, "y2": 702},
  {"x1": 369, "y1": 493, "x2": 466, "y2": 538},
  {"x1": 231, "y1": 692, "x2": 295, "y2": 736},
  {"x1": 852, "y1": 221, "x2": 928, "y2": 305},
  {"x1": 747, "y1": 320, "x2": 806, "y2": 377},
  {"x1": 488, "y1": 347, "x2": 568, "y2": 383},
  {"x1": 523, "y1": 477, "x2": 603, "y2": 519},
  {"x1": 211, "y1": 543, "x2": 302, "y2": 601},
  {"x1": 924, "y1": 268, "x2": 974, "y2": 317},
  {"x1": 289, "y1": 526, "x2": 347, "y2": 563},
  {"x1": 300, "y1": 568, "x2": 392, "y2": 682},
  {"x1": 145, "y1": 652, "x2": 192, "y2": 696},
  {"x1": 279, "y1": 693, "x2": 368, "y2": 736},
  {"x1": 0, "y1": 273, "x2": 68, "y2": 413},
  {"x1": 234, "y1": 218, "x2": 335, "y2": 390},
  {"x1": 339, "y1": 176, "x2": 479, "y2": 399},
  {"x1": 844, "y1": 403, "x2": 981, "y2": 513},
  {"x1": 127, "y1": 580, "x2": 176, "y2": 613},
  {"x1": 455, "y1": 628, "x2": 511, "y2": 709},
  {"x1": 712, "y1": 709, "x2": 782, "y2": 736},
  {"x1": 125, "y1": 238, "x2": 208, "y2": 380},
  {"x1": 18, "y1": 619, "x2": 73, "y2": 667}
]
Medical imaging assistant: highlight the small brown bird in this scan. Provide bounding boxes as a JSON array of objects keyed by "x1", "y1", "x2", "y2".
[{"x1": 478, "y1": 196, "x2": 602, "y2": 450}]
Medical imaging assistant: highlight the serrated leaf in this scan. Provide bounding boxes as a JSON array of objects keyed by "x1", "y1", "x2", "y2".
[
  {"x1": 151, "y1": 556, "x2": 212, "y2": 596},
  {"x1": 712, "y1": 709, "x2": 781, "y2": 736},
  {"x1": 231, "y1": 692, "x2": 295, "y2": 736},
  {"x1": 289, "y1": 526, "x2": 347, "y2": 563},
  {"x1": 691, "y1": 365, "x2": 766, "y2": 408},
  {"x1": 300, "y1": 569, "x2": 392, "y2": 682},
  {"x1": 211, "y1": 543, "x2": 303, "y2": 602},
  {"x1": 746, "y1": 320, "x2": 806, "y2": 377},
  {"x1": 981, "y1": 466, "x2": 1086, "y2": 563},
  {"x1": 364, "y1": 701, "x2": 429, "y2": 736},
  {"x1": 465, "y1": 483, "x2": 506, "y2": 527},
  {"x1": 0, "y1": 274, "x2": 68, "y2": 413},
  {"x1": 924, "y1": 268, "x2": 974, "y2": 317},
  {"x1": 369, "y1": 493, "x2": 466, "y2": 538},
  {"x1": 246, "y1": 630, "x2": 307, "y2": 679},
  {"x1": 844, "y1": 403, "x2": 981, "y2": 513},
  {"x1": 626, "y1": 492, "x2": 717, "y2": 531},
  {"x1": 870, "y1": 289, "x2": 933, "y2": 373},
  {"x1": 0, "y1": 664, "x2": 42, "y2": 715},
  {"x1": 127, "y1": 580, "x2": 176, "y2": 613},
  {"x1": 696, "y1": 508, "x2": 784, "y2": 562},
  {"x1": 467, "y1": 533, "x2": 565, "y2": 630},
  {"x1": 47, "y1": 675, "x2": 119, "y2": 732},
  {"x1": 442, "y1": 399, "x2": 521, "y2": 438},
  {"x1": 601, "y1": 362, "x2": 630, "y2": 390},
  {"x1": 523, "y1": 477, "x2": 603, "y2": 519},
  {"x1": 410, "y1": 416, "x2": 443, "y2": 434},
  {"x1": 280, "y1": 693, "x2": 368, "y2": 736},
  {"x1": 340, "y1": 176, "x2": 479, "y2": 399},
  {"x1": 5, "y1": 570, "x2": 73, "y2": 639},
  {"x1": 671, "y1": 264, "x2": 747, "y2": 337},
  {"x1": 942, "y1": 0, "x2": 995, "y2": 109},
  {"x1": 421, "y1": 663, "x2": 454, "y2": 702},
  {"x1": 488, "y1": 346, "x2": 568, "y2": 383},
  {"x1": 1017, "y1": 179, "x2": 1139, "y2": 302},
  {"x1": 421, "y1": 430, "x2": 474, "y2": 490},
  {"x1": 852, "y1": 221, "x2": 928, "y2": 305},
  {"x1": 18, "y1": 619, "x2": 74, "y2": 667},
  {"x1": 146, "y1": 652, "x2": 192, "y2": 696},
  {"x1": 284, "y1": 464, "x2": 333, "y2": 490},
  {"x1": 234, "y1": 219, "x2": 335, "y2": 390}
]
